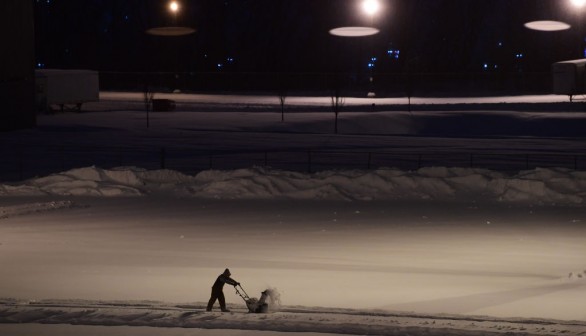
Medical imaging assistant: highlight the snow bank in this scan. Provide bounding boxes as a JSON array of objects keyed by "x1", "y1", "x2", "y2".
[
  {"x1": 190, "y1": 166, "x2": 585, "y2": 204},
  {"x1": 0, "y1": 167, "x2": 144, "y2": 197},
  {"x1": 1, "y1": 166, "x2": 585, "y2": 204}
]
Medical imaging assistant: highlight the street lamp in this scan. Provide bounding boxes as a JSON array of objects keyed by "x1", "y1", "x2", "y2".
[
  {"x1": 568, "y1": 0, "x2": 586, "y2": 58},
  {"x1": 169, "y1": 1, "x2": 179, "y2": 24},
  {"x1": 169, "y1": 1, "x2": 179, "y2": 14},
  {"x1": 146, "y1": 0, "x2": 194, "y2": 36},
  {"x1": 361, "y1": 0, "x2": 381, "y2": 97},
  {"x1": 362, "y1": 0, "x2": 381, "y2": 18}
]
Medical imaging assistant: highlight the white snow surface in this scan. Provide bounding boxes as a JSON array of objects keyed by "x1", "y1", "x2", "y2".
[{"x1": 1, "y1": 93, "x2": 586, "y2": 335}]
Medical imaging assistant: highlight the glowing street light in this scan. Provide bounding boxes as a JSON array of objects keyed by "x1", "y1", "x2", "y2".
[
  {"x1": 524, "y1": 20, "x2": 571, "y2": 31},
  {"x1": 362, "y1": 0, "x2": 381, "y2": 17},
  {"x1": 360, "y1": 0, "x2": 381, "y2": 98},
  {"x1": 169, "y1": 1, "x2": 180, "y2": 13},
  {"x1": 329, "y1": 27, "x2": 379, "y2": 37},
  {"x1": 147, "y1": 0, "x2": 195, "y2": 36}
]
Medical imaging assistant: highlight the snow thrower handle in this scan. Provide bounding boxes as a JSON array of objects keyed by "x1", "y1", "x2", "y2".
[{"x1": 234, "y1": 284, "x2": 250, "y2": 301}]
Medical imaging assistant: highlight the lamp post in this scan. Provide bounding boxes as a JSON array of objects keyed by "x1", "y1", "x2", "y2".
[
  {"x1": 569, "y1": 0, "x2": 586, "y2": 58},
  {"x1": 169, "y1": 1, "x2": 181, "y2": 92},
  {"x1": 362, "y1": 0, "x2": 380, "y2": 97},
  {"x1": 169, "y1": 1, "x2": 179, "y2": 25}
]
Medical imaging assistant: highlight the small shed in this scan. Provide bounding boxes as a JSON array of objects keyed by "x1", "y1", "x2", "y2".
[
  {"x1": 552, "y1": 59, "x2": 586, "y2": 101},
  {"x1": 35, "y1": 69, "x2": 99, "y2": 112}
]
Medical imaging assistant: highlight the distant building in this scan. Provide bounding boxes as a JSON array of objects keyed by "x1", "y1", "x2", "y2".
[{"x1": 0, "y1": 0, "x2": 35, "y2": 131}]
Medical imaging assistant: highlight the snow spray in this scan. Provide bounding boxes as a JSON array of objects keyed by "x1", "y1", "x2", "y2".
[
  {"x1": 246, "y1": 287, "x2": 282, "y2": 313},
  {"x1": 263, "y1": 287, "x2": 282, "y2": 312}
]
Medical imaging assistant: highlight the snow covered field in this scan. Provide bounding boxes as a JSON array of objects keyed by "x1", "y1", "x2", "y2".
[{"x1": 1, "y1": 93, "x2": 586, "y2": 335}]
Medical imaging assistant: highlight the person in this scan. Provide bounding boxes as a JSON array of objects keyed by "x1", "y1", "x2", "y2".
[{"x1": 206, "y1": 268, "x2": 240, "y2": 312}]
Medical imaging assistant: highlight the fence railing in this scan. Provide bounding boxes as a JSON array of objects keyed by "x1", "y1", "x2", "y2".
[
  {"x1": 99, "y1": 70, "x2": 553, "y2": 97},
  {"x1": 1, "y1": 146, "x2": 584, "y2": 182}
]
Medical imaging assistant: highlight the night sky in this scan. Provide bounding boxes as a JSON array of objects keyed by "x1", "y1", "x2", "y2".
[{"x1": 34, "y1": 0, "x2": 585, "y2": 75}]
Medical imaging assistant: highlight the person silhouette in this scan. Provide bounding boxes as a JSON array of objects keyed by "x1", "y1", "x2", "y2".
[{"x1": 206, "y1": 268, "x2": 240, "y2": 312}]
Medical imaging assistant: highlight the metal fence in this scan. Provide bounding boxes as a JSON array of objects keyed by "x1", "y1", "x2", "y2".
[
  {"x1": 99, "y1": 70, "x2": 553, "y2": 97},
  {"x1": 1, "y1": 146, "x2": 584, "y2": 182}
]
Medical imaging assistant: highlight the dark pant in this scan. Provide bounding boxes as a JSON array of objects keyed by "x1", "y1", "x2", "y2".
[{"x1": 207, "y1": 287, "x2": 226, "y2": 311}]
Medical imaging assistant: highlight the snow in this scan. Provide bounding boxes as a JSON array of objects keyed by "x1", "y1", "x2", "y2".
[
  {"x1": 2, "y1": 165, "x2": 586, "y2": 204},
  {"x1": 1, "y1": 93, "x2": 586, "y2": 335},
  {"x1": 2, "y1": 301, "x2": 585, "y2": 336}
]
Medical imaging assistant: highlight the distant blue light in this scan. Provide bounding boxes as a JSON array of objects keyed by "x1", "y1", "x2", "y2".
[
  {"x1": 515, "y1": 53, "x2": 524, "y2": 59},
  {"x1": 226, "y1": 57, "x2": 234, "y2": 63},
  {"x1": 387, "y1": 49, "x2": 400, "y2": 60},
  {"x1": 124, "y1": 15, "x2": 129, "y2": 20},
  {"x1": 483, "y1": 63, "x2": 488, "y2": 70},
  {"x1": 368, "y1": 63, "x2": 375, "y2": 68},
  {"x1": 217, "y1": 63, "x2": 223, "y2": 69}
]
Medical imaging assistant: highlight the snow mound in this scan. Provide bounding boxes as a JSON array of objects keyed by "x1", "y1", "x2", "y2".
[
  {"x1": 1, "y1": 166, "x2": 585, "y2": 204},
  {"x1": 0, "y1": 167, "x2": 144, "y2": 197},
  {"x1": 190, "y1": 166, "x2": 585, "y2": 204}
]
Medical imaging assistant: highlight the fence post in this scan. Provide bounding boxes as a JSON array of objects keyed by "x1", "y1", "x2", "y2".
[
  {"x1": 18, "y1": 150, "x2": 23, "y2": 181},
  {"x1": 160, "y1": 148, "x2": 166, "y2": 169},
  {"x1": 60, "y1": 146, "x2": 65, "y2": 171}
]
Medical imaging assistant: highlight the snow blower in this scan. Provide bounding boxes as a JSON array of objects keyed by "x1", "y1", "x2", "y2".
[{"x1": 234, "y1": 284, "x2": 269, "y2": 313}]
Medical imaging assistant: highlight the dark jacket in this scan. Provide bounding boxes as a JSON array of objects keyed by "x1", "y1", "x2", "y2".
[{"x1": 212, "y1": 273, "x2": 238, "y2": 290}]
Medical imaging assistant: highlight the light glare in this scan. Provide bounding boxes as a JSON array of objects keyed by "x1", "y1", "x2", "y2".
[
  {"x1": 169, "y1": 1, "x2": 179, "y2": 13},
  {"x1": 329, "y1": 27, "x2": 380, "y2": 37},
  {"x1": 570, "y1": 0, "x2": 586, "y2": 8},
  {"x1": 362, "y1": 0, "x2": 380, "y2": 16},
  {"x1": 524, "y1": 20, "x2": 571, "y2": 31}
]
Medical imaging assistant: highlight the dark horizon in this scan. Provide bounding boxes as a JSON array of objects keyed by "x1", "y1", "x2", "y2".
[{"x1": 34, "y1": 0, "x2": 586, "y2": 76}]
